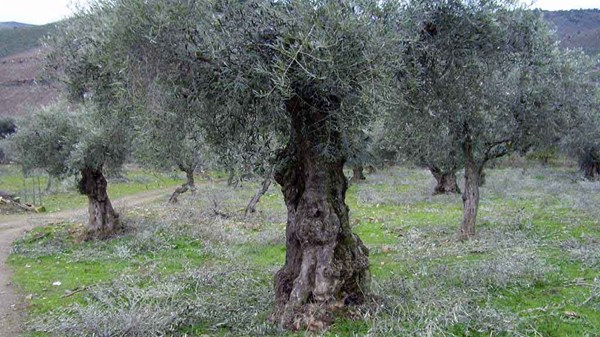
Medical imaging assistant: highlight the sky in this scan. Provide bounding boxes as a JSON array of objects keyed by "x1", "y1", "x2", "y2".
[{"x1": 0, "y1": 0, "x2": 599, "y2": 25}]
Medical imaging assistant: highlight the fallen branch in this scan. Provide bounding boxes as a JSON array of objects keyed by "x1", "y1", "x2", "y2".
[
  {"x1": 62, "y1": 286, "x2": 88, "y2": 298},
  {"x1": 0, "y1": 197, "x2": 45, "y2": 212}
]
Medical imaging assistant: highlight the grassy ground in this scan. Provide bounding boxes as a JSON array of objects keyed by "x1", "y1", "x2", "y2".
[
  {"x1": 7, "y1": 165, "x2": 600, "y2": 336},
  {"x1": 0, "y1": 164, "x2": 183, "y2": 213}
]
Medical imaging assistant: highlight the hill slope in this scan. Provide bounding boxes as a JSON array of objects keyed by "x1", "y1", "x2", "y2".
[
  {"x1": 0, "y1": 23, "x2": 55, "y2": 58},
  {"x1": 542, "y1": 9, "x2": 600, "y2": 56},
  {"x1": 0, "y1": 49, "x2": 63, "y2": 117},
  {"x1": 0, "y1": 22, "x2": 33, "y2": 30}
]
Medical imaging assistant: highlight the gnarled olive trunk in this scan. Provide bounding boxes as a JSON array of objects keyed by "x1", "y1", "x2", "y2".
[
  {"x1": 582, "y1": 162, "x2": 600, "y2": 180},
  {"x1": 580, "y1": 152, "x2": 600, "y2": 181},
  {"x1": 272, "y1": 96, "x2": 370, "y2": 330},
  {"x1": 78, "y1": 167, "x2": 120, "y2": 240},
  {"x1": 169, "y1": 166, "x2": 196, "y2": 203},
  {"x1": 350, "y1": 165, "x2": 366, "y2": 183},
  {"x1": 429, "y1": 166, "x2": 460, "y2": 195},
  {"x1": 460, "y1": 140, "x2": 483, "y2": 241}
]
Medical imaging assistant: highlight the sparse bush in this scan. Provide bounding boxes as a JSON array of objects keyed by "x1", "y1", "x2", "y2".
[
  {"x1": 561, "y1": 237, "x2": 600, "y2": 268},
  {"x1": 30, "y1": 267, "x2": 278, "y2": 337},
  {"x1": 0, "y1": 117, "x2": 16, "y2": 138}
]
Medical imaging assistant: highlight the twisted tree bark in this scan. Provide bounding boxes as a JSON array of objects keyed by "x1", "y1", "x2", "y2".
[
  {"x1": 429, "y1": 165, "x2": 460, "y2": 195},
  {"x1": 350, "y1": 165, "x2": 366, "y2": 183},
  {"x1": 78, "y1": 167, "x2": 120, "y2": 240},
  {"x1": 271, "y1": 96, "x2": 370, "y2": 330},
  {"x1": 169, "y1": 166, "x2": 196, "y2": 203}
]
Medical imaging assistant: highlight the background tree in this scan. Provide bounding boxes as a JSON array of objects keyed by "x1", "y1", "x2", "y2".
[
  {"x1": 9, "y1": 103, "x2": 126, "y2": 239},
  {"x1": 132, "y1": 82, "x2": 210, "y2": 203},
  {"x1": 394, "y1": 0, "x2": 571, "y2": 240},
  {"x1": 346, "y1": 128, "x2": 375, "y2": 183},
  {"x1": 0, "y1": 117, "x2": 16, "y2": 139},
  {"x1": 39, "y1": 2, "x2": 134, "y2": 239},
  {"x1": 0, "y1": 117, "x2": 17, "y2": 163},
  {"x1": 557, "y1": 50, "x2": 600, "y2": 180},
  {"x1": 379, "y1": 107, "x2": 463, "y2": 194}
]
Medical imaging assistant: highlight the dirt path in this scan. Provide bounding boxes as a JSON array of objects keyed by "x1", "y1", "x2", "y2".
[{"x1": 0, "y1": 188, "x2": 172, "y2": 336}]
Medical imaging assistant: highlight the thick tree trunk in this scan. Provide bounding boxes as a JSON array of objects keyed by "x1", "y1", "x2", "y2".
[
  {"x1": 227, "y1": 169, "x2": 237, "y2": 187},
  {"x1": 271, "y1": 96, "x2": 370, "y2": 330},
  {"x1": 186, "y1": 169, "x2": 196, "y2": 194},
  {"x1": 579, "y1": 150, "x2": 600, "y2": 180},
  {"x1": 245, "y1": 174, "x2": 272, "y2": 216},
  {"x1": 169, "y1": 167, "x2": 196, "y2": 203},
  {"x1": 429, "y1": 166, "x2": 460, "y2": 195},
  {"x1": 78, "y1": 167, "x2": 120, "y2": 240},
  {"x1": 583, "y1": 163, "x2": 600, "y2": 180},
  {"x1": 460, "y1": 141, "x2": 482, "y2": 241},
  {"x1": 350, "y1": 165, "x2": 366, "y2": 183}
]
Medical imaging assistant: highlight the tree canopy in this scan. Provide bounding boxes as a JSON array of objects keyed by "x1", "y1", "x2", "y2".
[
  {"x1": 385, "y1": 0, "x2": 582, "y2": 239},
  {"x1": 25, "y1": 0, "x2": 597, "y2": 330}
]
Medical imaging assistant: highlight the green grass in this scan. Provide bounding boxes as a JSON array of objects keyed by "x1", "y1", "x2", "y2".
[
  {"x1": 8, "y1": 165, "x2": 600, "y2": 336},
  {"x1": 0, "y1": 164, "x2": 183, "y2": 212}
]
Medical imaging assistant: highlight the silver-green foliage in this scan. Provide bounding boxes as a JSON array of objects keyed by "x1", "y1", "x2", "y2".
[
  {"x1": 9, "y1": 102, "x2": 129, "y2": 179},
  {"x1": 9, "y1": 103, "x2": 81, "y2": 177},
  {"x1": 387, "y1": 0, "x2": 573, "y2": 170},
  {"x1": 55, "y1": 0, "x2": 400, "y2": 171}
]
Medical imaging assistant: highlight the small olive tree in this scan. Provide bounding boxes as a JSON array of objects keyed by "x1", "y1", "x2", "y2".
[
  {"x1": 9, "y1": 103, "x2": 126, "y2": 239},
  {"x1": 38, "y1": 2, "x2": 134, "y2": 239},
  {"x1": 558, "y1": 50, "x2": 600, "y2": 180},
  {"x1": 392, "y1": 0, "x2": 571, "y2": 240}
]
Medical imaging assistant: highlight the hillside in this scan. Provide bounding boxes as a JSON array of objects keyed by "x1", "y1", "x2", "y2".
[
  {"x1": 542, "y1": 9, "x2": 600, "y2": 56},
  {"x1": 0, "y1": 49, "x2": 63, "y2": 117},
  {"x1": 0, "y1": 22, "x2": 62, "y2": 117},
  {"x1": 0, "y1": 22, "x2": 33, "y2": 30},
  {"x1": 0, "y1": 22, "x2": 55, "y2": 58}
]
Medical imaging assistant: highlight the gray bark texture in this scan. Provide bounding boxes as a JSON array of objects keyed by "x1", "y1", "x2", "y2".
[
  {"x1": 350, "y1": 165, "x2": 366, "y2": 183},
  {"x1": 169, "y1": 167, "x2": 196, "y2": 203},
  {"x1": 78, "y1": 167, "x2": 121, "y2": 240},
  {"x1": 271, "y1": 96, "x2": 370, "y2": 330},
  {"x1": 429, "y1": 166, "x2": 460, "y2": 195},
  {"x1": 460, "y1": 139, "x2": 482, "y2": 241}
]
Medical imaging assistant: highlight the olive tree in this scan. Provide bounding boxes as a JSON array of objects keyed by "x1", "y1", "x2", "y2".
[
  {"x1": 189, "y1": 1, "x2": 397, "y2": 327},
  {"x1": 132, "y1": 82, "x2": 210, "y2": 203},
  {"x1": 66, "y1": 0, "x2": 399, "y2": 328},
  {"x1": 38, "y1": 2, "x2": 134, "y2": 239},
  {"x1": 379, "y1": 107, "x2": 463, "y2": 194},
  {"x1": 393, "y1": 0, "x2": 570, "y2": 240},
  {"x1": 558, "y1": 50, "x2": 600, "y2": 180},
  {"x1": 9, "y1": 103, "x2": 126, "y2": 239}
]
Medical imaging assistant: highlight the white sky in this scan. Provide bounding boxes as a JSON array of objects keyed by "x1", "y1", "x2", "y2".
[{"x1": 0, "y1": 0, "x2": 599, "y2": 25}]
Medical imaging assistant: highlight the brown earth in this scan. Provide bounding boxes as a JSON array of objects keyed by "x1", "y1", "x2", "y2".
[
  {"x1": 0, "y1": 48, "x2": 62, "y2": 118},
  {"x1": 0, "y1": 188, "x2": 172, "y2": 336}
]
